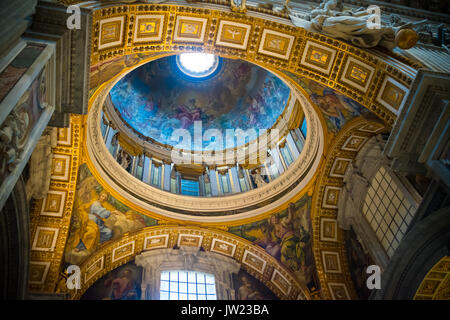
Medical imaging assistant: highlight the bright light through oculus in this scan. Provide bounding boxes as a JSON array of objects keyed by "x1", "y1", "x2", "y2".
[{"x1": 176, "y1": 53, "x2": 219, "y2": 78}]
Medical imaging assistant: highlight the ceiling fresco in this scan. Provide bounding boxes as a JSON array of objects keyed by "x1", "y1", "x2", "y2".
[
  {"x1": 81, "y1": 260, "x2": 143, "y2": 300},
  {"x1": 64, "y1": 163, "x2": 158, "y2": 266},
  {"x1": 109, "y1": 56, "x2": 291, "y2": 150},
  {"x1": 25, "y1": 1, "x2": 427, "y2": 300},
  {"x1": 228, "y1": 194, "x2": 320, "y2": 294}
]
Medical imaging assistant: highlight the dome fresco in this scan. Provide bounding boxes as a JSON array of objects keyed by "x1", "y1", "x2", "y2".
[{"x1": 109, "y1": 56, "x2": 290, "y2": 151}]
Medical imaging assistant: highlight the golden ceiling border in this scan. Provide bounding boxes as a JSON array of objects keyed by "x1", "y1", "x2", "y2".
[
  {"x1": 87, "y1": 3, "x2": 418, "y2": 126},
  {"x1": 310, "y1": 117, "x2": 389, "y2": 299},
  {"x1": 66, "y1": 225, "x2": 312, "y2": 300}
]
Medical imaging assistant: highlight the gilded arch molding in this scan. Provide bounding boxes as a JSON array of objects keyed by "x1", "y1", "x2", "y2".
[
  {"x1": 311, "y1": 117, "x2": 389, "y2": 299},
  {"x1": 68, "y1": 225, "x2": 312, "y2": 300}
]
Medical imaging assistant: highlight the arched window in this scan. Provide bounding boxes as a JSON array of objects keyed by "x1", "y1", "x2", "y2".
[
  {"x1": 362, "y1": 166, "x2": 417, "y2": 257},
  {"x1": 135, "y1": 247, "x2": 240, "y2": 300},
  {"x1": 160, "y1": 270, "x2": 217, "y2": 300}
]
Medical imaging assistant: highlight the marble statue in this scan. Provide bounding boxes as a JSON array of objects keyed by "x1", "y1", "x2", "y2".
[
  {"x1": 118, "y1": 149, "x2": 131, "y2": 170},
  {"x1": 251, "y1": 169, "x2": 267, "y2": 188},
  {"x1": 26, "y1": 127, "x2": 57, "y2": 200},
  {"x1": 288, "y1": 0, "x2": 426, "y2": 50}
]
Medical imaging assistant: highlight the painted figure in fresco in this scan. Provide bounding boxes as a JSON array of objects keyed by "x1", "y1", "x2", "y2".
[
  {"x1": 310, "y1": 87, "x2": 366, "y2": 132},
  {"x1": 72, "y1": 207, "x2": 99, "y2": 253},
  {"x1": 269, "y1": 203, "x2": 309, "y2": 273},
  {"x1": 89, "y1": 191, "x2": 114, "y2": 243},
  {"x1": 237, "y1": 275, "x2": 264, "y2": 300},
  {"x1": 104, "y1": 268, "x2": 141, "y2": 300},
  {"x1": 255, "y1": 223, "x2": 281, "y2": 260},
  {"x1": 175, "y1": 98, "x2": 203, "y2": 129}
]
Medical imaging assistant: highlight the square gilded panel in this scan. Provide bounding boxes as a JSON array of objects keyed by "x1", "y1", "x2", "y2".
[
  {"x1": 322, "y1": 186, "x2": 341, "y2": 209},
  {"x1": 376, "y1": 76, "x2": 409, "y2": 115},
  {"x1": 242, "y1": 250, "x2": 266, "y2": 274},
  {"x1": 144, "y1": 234, "x2": 169, "y2": 250},
  {"x1": 271, "y1": 269, "x2": 291, "y2": 295},
  {"x1": 112, "y1": 241, "x2": 135, "y2": 263},
  {"x1": 427, "y1": 272, "x2": 446, "y2": 280},
  {"x1": 301, "y1": 41, "x2": 336, "y2": 75},
  {"x1": 32, "y1": 227, "x2": 59, "y2": 252},
  {"x1": 211, "y1": 238, "x2": 236, "y2": 257},
  {"x1": 177, "y1": 234, "x2": 203, "y2": 247},
  {"x1": 329, "y1": 157, "x2": 352, "y2": 178},
  {"x1": 134, "y1": 14, "x2": 165, "y2": 43},
  {"x1": 98, "y1": 16, "x2": 125, "y2": 50},
  {"x1": 51, "y1": 154, "x2": 71, "y2": 181},
  {"x1": 57, "y1": 123, "x2": 71, "y2": 146},
  {"x1": 216, "y1": 20, "x2": 251, "y2": 50},
  {"x1": 320, "y1": 218, "x2": 338, "y2": 241},
  {"x1": 340, "y1": 56, "x2": 374, "y2": 92},
  {"x1": 258, "y1": 29, "x2": 294, "y2": 60},
  {"x1": 29, "y1": 261, "x2": 51, "y2": 285},
  {"x1": 434, "y1": 258, "x2": 450, "y2": 272},
  {"x1": 341, "y1": 135, "x2": 367, "y2": 152},
  {"x1": 85, "y1": 256, "x2": 104, "y2": 283},
  {"x1": 358, "y1": 122, "x2": 385, "y2": 133},
  {"x1": 173, "y1": 16, "x2": 207, "y2": 43},
  {"x1": 417, "y1": 279, "x2": 441, "y2": 295},
  {"x1": 322, "y1": 251, "x2": 342, "y2": 273},
  {"x1": 40, "y1": 190, "x2": 67, "y2": 217},
  {"x1": 328, "y1": 282, "x2": 350, "y2": 300}
]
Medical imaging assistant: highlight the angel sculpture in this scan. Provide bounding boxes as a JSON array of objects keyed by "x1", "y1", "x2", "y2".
[{"x1": 288, "y1": 0, "x2": 426, "y2": 50}]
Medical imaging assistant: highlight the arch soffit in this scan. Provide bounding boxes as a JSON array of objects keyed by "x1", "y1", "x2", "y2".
[
  {"x1": 70, "y1": 225, "x2": 312, "y2": 300},
  {"x1": 310, "y1": 117, "x2": 390, "y2": 299}
]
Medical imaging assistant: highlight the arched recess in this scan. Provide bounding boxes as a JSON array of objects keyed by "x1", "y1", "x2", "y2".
[
  {"x1": 310, "y1": 117, "x2": 389, "y2": 299},
  {"x1": 0, "y1": 176, "x2": 30, "y2": 299},
  {"x1": 373, "y1": 206, "x2": 450, "y2": 300},
  {"x1": 69, "y1": 225, "x2": 311, "y2": 300}
]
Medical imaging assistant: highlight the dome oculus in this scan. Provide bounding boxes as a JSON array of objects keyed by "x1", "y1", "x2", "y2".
[{"x1": 176, "y1": 53, "x2": 219, "y2": 78}]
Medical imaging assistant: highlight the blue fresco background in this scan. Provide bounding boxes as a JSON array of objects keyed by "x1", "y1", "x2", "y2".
[{"x1": 109, "y1": 56, "x2": 291, "y2": 150}]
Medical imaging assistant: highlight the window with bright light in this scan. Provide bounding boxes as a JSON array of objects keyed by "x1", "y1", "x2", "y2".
[
  {"x1": 362, "y1": 166, "x2": 417, "y2": 257},
  {"x1": 160, "y1": 270, "x2": 217, "y2": 300},
  {"x1": 176, "y1": 53, "x2": 219, "y2": 78}
]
